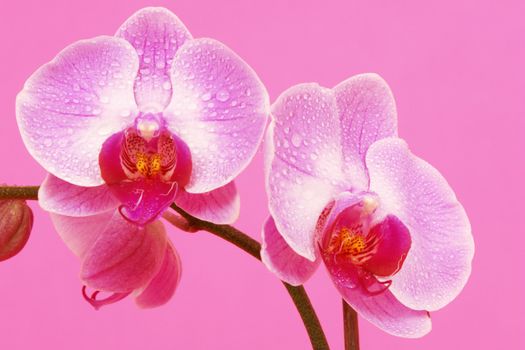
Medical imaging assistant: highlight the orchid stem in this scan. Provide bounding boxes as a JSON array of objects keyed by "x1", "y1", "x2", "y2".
[
  {"x1": 0, "y1": 186, "x2": 329, "y2": 350},
  {"x1": 343, "y1": 300, "x2": 360, "y2": 350},
  {"x1": 0, "y1": 186, "x2": 39, "y2": 200},
  {"x1": 168, "y1": 203, "x2": 330, "y2": 350}
]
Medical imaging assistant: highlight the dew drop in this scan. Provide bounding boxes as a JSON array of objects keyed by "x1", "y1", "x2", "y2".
[
  {"x1": 201, "y1": 92, "x2": 212, "y2": 101},
  {"x1": 216, "y1": 90, "x2": 230, "y2": 102},
  {"x1": 162, "y1": 81, "x2": 172, "y2": 90},
  {"x1": 291, "y1": 133, "x2": 302, "y2": 147}
]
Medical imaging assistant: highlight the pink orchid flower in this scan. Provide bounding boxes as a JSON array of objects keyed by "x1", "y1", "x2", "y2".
[
  {"x1": 261, "y1": 74, "x2": 474, "y2": 337},
  {"x1": 16, "y1": 7, "x2": 268, "y2": 308}
]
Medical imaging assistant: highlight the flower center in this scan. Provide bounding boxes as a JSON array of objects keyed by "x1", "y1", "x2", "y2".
[
  {"x1": 326, "y1": 224, "x2": 380, "y2": 266},
  {"x1": 98, "y1": 113, "x2": 192, "y2": 225},
  {"x1": 319, "y1": 193, "x2": 411, "y2": 296},
  {"x1": 120, "y1": 126, "x2": 177, "y2": 182}
]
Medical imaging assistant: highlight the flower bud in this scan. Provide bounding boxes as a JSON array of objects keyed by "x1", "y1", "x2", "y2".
[{"x1": 0, "y1": 200, "x2": 33, "y2": 261}]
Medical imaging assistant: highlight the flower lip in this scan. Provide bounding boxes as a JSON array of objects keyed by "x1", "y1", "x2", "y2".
[
  {"x1": 319, "y1": 193, "x2": 412, "y2": 295},
  {"x1": 82, "y1": 286, "x2": 131, "y2": 310},
  {"x1": 99, "y1": 116, "x2": 191, "y2": 225}
]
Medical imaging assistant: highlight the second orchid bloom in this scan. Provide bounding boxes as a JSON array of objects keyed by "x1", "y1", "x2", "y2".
[{"x1": 261, "y1": 74, "x2": 474, "y2": 337}]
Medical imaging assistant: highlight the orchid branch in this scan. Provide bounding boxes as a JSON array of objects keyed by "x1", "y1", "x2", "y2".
[
  {"x1": 0, "y1": 186, "x2": 329, "y2": 350},
  {"x1": 0, "y1": 186, "x2": 40, "y2": 200},
  {"x1": 169, "y1": 203, "x2": 330, "y2": 350},
  {"x1": 343, "y1": 300, "x2": 360, "y2": 350}
]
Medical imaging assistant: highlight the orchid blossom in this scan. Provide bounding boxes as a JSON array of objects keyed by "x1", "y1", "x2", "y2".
[
  {"x1": 261, "y1": 74, "x2": 474, "y2": 337},
  {"x1": 15, "y1": 7, "x2": 269, "y2": 308}
]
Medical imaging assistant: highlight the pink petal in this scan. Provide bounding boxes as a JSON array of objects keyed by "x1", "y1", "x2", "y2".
[
  {"x1": 334, "y1": 73, "x2": 398, "y2": 190},
  {"x1": 81, "y1": 213, "x2": 167, "y2": 293},
  {"x1": 366, "y1": 138, "x2": 474, "y2": 311},
  {"x1": 362, "y1": 215, "x2": 412, "y2": 277},
  {"x1": 16, "y1": 36, "x2": 139, "y2": 186},
  {"x1": 50, "y1": 211, "x2": 115, "y2": 258},
  {"x1": 175, "y1": 181, "x2": 239, "y2": 224},
  {"x1": 164, "y1": 38, "x2": 269, "y2": 193},
  {"x1": 135, "y1": 242, "x2": 182, "y2": 308},
  {"x1": 261, "y1": 217, "x2": 320, "y2": 286},
  {"x1": 267, "y1": 83, "x2": 345, "y2": 260},
  {"x1": 116, "y1": 7, "x2": 192, "y2": 112},
  {"x1": 330, "y1": 266, "x2": 431, "y2": 338},
  {"x1": 39, "y1": 174, "x2": 118, "y2": 217}
]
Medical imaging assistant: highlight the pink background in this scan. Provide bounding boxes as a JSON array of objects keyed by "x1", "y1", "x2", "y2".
[{"x1": 1, "y1": 0, "x2": 524, "y2": 349}]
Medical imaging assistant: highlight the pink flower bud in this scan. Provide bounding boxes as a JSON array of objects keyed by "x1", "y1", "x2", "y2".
[{"x1": 0, "y1": 200, "x2": 33, "y2": 261}]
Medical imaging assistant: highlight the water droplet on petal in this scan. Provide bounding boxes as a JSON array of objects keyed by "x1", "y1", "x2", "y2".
[
  {"x1": 216, "y1": 90, "x2": 230, "y2": 102},
  {"x1": 291, "y1": 133, "x2": 302, "y2": 147},
  {"x1": 201, "y1": 92, "x2": 212, "y2": 101}
]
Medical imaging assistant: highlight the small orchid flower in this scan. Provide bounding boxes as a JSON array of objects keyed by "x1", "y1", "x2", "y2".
[
  {"x1": 261, "y1": 74, "x2": 474, "y2": 337},
  {"x1": 16, "y1": 7, "x2": 268, "y2": 308}
]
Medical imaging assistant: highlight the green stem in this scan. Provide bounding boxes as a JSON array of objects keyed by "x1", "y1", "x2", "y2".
[
  {"x1": 0, "y1": 186, "x2": 329, "y2": 349},
  {"x1": 170, "y1": 203, "x2": 330, "y2": 350},
  {"x1": 343, "y1": 300, "x2": 360, "y2": 350}
]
